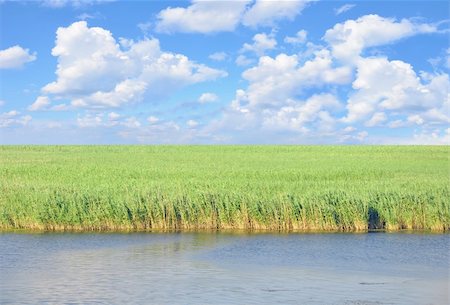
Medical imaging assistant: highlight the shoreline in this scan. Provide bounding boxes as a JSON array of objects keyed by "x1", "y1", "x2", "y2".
[{"x1": 1, "y1": 226, "x2": 448, "y2": 234}]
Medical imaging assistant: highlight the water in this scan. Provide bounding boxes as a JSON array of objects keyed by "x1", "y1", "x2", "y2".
[{"x1": 0, "y1": 232, "x2": 448, "y2": 305}]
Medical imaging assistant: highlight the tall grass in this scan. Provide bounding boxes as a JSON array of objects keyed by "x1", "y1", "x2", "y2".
[{"x1": 0, "y1": 145, "x2": 448, "y2": 232}]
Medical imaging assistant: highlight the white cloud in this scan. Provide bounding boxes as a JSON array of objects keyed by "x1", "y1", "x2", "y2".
[
  {"x1": 220, "y1": 43, "x2": 356, "y2": 140},
  {"x1": 76, "y1": 12, "x2": 103, "y2": 21},
  {"x1": 356, "y1": 131, "x2": 368, "y2": 141},
  {"x1": 284, "y1": 30, "x2": 307, "y2": 44},
  {"x1": 147, "y1": 116, "x2": 159, "y2": 124},
  {"x1": 196, "y1": 15, "x2": 450, "y2": 143},
  {"x1": 324, "y1": 14, "x2": 437, "y2": 64},
  {"x1": 120, "y1": 120, "x2": 193, "y2": 144},
  {"x1": 410, "y1": 128, "x2": 450, "y2": 145},
  {"x1": 70, "y1": 79, "x2": 148, "y2": 108},
  {"x1": 262, "y1": 94, "x2": 340, "y2": 132},
  {"x1": 407, "y1": 114, "x2": 424, "y2": 125},
  {"x1": 187, "y1": 119, "x2": 199, "y2": 128},
  {"x1": 242, "y1": 0, "x2": 312, "y2": 28},
  {"x1": 206, "y1": 93, "x2": 344, "y2": 143},
  {"x1": 28, "y1": 96, "x2": 51, "y2": 111},
  {"x1": 209, "y1": 49, "x2": 351, "y2": 139},
  {"x1": 108, "y1": 112, "x2": 120, "y2": 121},
  {"x1": 428, "y1": 47, "x2": 450, "y2": 70},
  {"x1": 235, "y1": 54, "x2": 254, "y2": 67},
  {"x1": 388, "y1": 120, "x2": 405, "y2": 129},
  {"x1": 137, "y1": 22, "x2": 152, "y2": 35},
  {"x1": 199, "y1": 93, "x2": 218, "y2": 103},
  {"x1": 241, "y1": 33, "x2": 277, "y2": 56},
  {"x1": 338, "y1": 129, "x2": 369, "y2": 143},
  {"x1": 40, "y1": 0, "x2": 114, "y2": 8},
  {"x1": 51, "y1": 104, "x2": 70, "y2": 111},
  {"x1": 334, "y1": 4, "x2": 355, "y2": 16},
  {"x1": 344, "y1": 57, "x2": 450, "y2": 125},
  {"x1": 2, "y1": 110, "x2": 19, "y2": 117},
  {"x1": 77, "y1": 112, "x2": 142, "y2": 128},
  {"x1": 365, "y1": 112, "x2": 387, "y2": 127},
  {"x1": 77, "y1": 113, "x2": 103, "y2": 128},
  {"x1": 0, "y1": 110, "x2": 32, "y2": 128},
  {"x1": 240, "y1": 49, "x2": 351, "y2": 107},
  {"x1": 41, "y1": 21, "x2": 226, "y2": 109},
  {"x1": 0, "y1": 45, "x2": 36, "y2": 69},
  {"x1": 155, "y1": 0, "x2": 250, "y2": 34},
  {"x1": 122, "y1": 117, "x2": 141, "y2": 128},
  {"x1": 203, "y1": 10, "x2": 448, "y2": 144},
  {"x1": 343, "y1": 126, "x2": 356, "y2": 132},
  {"x1": 209, "y1": 52, "x2": 228, "y2": 61},
  {"x1": 155, "y1": 0, "x2": 313, "y2": 34}
]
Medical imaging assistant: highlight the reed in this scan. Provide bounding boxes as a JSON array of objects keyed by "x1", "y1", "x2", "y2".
[{"x1": 0, "y1": 145, "x2": 448, "y2": 232}]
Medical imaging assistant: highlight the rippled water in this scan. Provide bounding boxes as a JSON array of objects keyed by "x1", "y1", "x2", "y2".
[{"x1": 0, "y1": 232, "x2": 448, "y2": 305}]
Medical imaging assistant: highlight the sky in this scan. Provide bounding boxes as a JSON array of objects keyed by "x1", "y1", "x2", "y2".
[{"x1": 0, "y1": 0, "x2": 449, "y2": 144}]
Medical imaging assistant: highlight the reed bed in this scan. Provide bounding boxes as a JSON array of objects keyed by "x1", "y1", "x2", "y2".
[{"x1": 0, "y1": 145, "x2": 448, "y2": 232}]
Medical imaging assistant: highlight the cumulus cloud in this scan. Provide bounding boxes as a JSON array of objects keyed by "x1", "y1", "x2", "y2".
[
  {"x1": 77, "y1": 112, "x2": 143, "y2": 128},
  {"x1": 343, "y1": 57, "x2": 450, "y2": 126},
  {"x1": 204, "y1": 93, "x2": 344, "y2": 143},
  {"x1": 155, "y1": 0, "x2": 250, "y2": 34},
  {"x1": 77, "y1": 113, "x2": 103, "y2": 128},
  {"x1": 0, "y1": 110, "x2": 32, "y2": 128},
  {"x1": 407, "y1": 114, "x2": 424, "y2": 125},
  {"x1": 41, "y1": 21, "x2": 226, "y2": 109},
  {"x1": 218, "y1": 46, "x2": 352, "y2": 138},
  {"x1": 411, "y1": 128, "x2": 450, "y2": 145},
  {"x1": 338, "y1": 129, "x2": 369, "y2": 143},
  {"x1": 324, "y1": 14, "x2": 437, "y2": 64},
  {"x1": 0, "y1": 46, "x2": 36, "y2": 69},
  {"x1": 241, "y1": 33, "x2": 277, "y2": 56},
  {"x1": 199, "y1": 93, "x2": 218, "y2": 103},
  {"x1": 261, "y1": 94, "x2": 340, "y2": 132},
  {"x1": 155, "y1": 0, "x2": 313, "y2": 34},
  {"x1": 121, "y1": 117, "x2": 141, "y2": 128},
  {"x1": 186, "y1": 119, "x2": 199, "y2": 128},
  {"x1": 119, "y1": 120, "x2": 194, "y2": 144},
  {"x1": 242, "y1": 0, "x2": 312, "y2": 28},
  {"x1": 108, "y1": 112, "x2": 120, "y2": 120},
  {"x1": 284, "y1": 29, "x2": 307, "y2": 44},
  {"x1": 28, "y1": 96, "x2": 51, "y2": 111},
  {"x1": 147, "y1": 116, "x2": 159, "y2": 124},
  {"x1": 239, "y1": 49, "x2": 351, "y2": 107},
  {"x1": 235, "y1": 54, "x2": 254, "y2": 67},
  {"x1": 203, "y1": 13, "x2": 447, "y2": 144},
  {"x1": 365, "y1": 112, "x2": 387, "y2": 127}
]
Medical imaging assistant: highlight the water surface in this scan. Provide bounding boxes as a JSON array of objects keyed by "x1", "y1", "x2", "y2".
[{"x1": 0, "y1": 232, "x2": 448, "y2": 304}]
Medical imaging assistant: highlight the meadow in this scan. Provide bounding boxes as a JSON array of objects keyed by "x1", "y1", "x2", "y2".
[{"x1": 0, "y1": 145, "x2": 448, "y2": 232}]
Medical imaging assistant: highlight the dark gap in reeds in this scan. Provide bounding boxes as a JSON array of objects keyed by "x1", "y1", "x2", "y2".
[{"x1": 368, "y1": 206, "x2": 385, "y2": 231}]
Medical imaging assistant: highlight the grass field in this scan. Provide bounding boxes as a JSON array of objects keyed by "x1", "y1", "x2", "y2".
[{"x1": 0, "y1": 145, "x2": 448, "y2": 232}]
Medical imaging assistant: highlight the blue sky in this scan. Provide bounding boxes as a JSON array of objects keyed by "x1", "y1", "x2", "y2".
[{"x1": 0, "y1": 0, "x2": 449, "y2": 144}]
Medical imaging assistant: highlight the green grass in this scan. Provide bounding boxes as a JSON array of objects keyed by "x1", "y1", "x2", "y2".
[{"x1": 0, "y1": 145, "x2": 448, "y2": 232}]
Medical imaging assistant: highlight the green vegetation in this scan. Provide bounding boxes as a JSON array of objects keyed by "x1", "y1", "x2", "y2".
[{"x1": 0, "y1": 145, "x2": 448, "y2": 232}]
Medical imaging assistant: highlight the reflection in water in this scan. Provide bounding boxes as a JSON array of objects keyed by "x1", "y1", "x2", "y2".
[{"x1": 0, "y1": 232, "x2": 448, "y2": 305}]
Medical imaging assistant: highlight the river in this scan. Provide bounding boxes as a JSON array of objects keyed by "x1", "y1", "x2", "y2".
[{"x1": 0, "y1": 232, "x2": 448, "y2": 304}]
